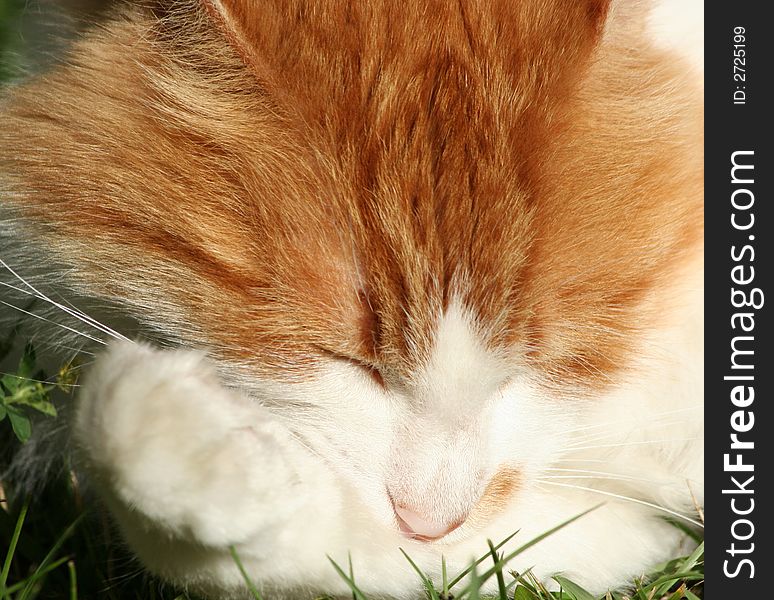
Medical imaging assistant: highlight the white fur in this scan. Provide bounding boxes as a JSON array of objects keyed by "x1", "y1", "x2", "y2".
[
  {"x1": 647, "y1": 0, "x2": 704, "y2": 75},
  {"x1": 73, "y1": 247, "x2": 703, "y2": 599}
]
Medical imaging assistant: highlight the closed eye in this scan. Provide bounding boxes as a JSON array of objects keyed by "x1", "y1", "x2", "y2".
[
  {"x1": 361, "y1": 361, "x2": 385, "y2": 388},
  {"x1": 347, "y1": 357, "x2": 386, "y2": 388},
  {"x1": 320, "y1": 348, "x2": 386, "y2": 389}
]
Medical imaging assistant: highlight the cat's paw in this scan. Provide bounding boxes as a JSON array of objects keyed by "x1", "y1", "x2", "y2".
[{"x1": 74, "y1": 341, "x2": 301, "y2": 546}]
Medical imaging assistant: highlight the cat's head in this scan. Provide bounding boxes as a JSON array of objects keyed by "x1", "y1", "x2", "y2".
[{"x1": 1, "y1": 0, "x2": 701, "y2": 551}]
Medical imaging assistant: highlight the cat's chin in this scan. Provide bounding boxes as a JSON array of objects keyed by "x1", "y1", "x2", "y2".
[{"x1": 114, "y1": 490, "x2": 688, "y2": 600}]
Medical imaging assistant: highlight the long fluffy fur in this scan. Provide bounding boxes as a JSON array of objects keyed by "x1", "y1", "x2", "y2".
[
  {"x1": 0, "y1": 1, "x2": 703, "y2": 598},
  {"x1": 1, "y1": 0, "x2": 701, "y2": 382}
]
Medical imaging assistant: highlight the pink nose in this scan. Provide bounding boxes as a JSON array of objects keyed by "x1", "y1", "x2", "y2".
[{"x1": 393, "y1": 505, "x2": 463, "y2": 541}]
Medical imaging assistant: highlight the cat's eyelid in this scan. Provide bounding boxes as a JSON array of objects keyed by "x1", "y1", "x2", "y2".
[{"x1": 317, "y1": 347, "x2": 386, "y2": 388}]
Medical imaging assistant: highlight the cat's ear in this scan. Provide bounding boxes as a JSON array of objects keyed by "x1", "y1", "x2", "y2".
[
  {"x1": 198, "y1": 0, "x2": 266, "y2": 73},
  {"x1": 197, "y1": 0, "x2": 613, "y2": 61},
  {"x1": 194, "y1": 0, "x2": 613, "y2": 104}
]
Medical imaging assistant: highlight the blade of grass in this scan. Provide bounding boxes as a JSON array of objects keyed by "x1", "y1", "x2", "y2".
[
  {"x1": 679, "y1": 542, "x2": 704, "y2": 573},
  {"x1": 348, "y1": 553, "x2": 357, "y2": 600},
  {"x1": 0, "y1": 496, "x2": 29, "y2": 596},
  {"x1": 552, "y1": 575, "x2": 595, "y2": 600},
  {"x1": 229, "y1": 546, "x2": 263, "y2": 600},
  {"x1": 398, "y1": 548, "x2": 439, "y2": 600},
  {"x1": 18, "y1": 515, "x2": 84, "y2": 600},
  {"x1": 68, "y1": 560, "x2": 77, "y2": 600},
  {"x1": 504, "y1": 571, "x2": 521, "y2": 595},
  {"x1": 661, "y1": 517, "x2": 702, "y2": 543},
  {"x1": 455, "y1": 504, "x2": 603, "y2": 597},
  {"x1": 486, "y1": 540, "x2": 507, "y2": 600},
  {"x1": 665, "y1": 584, "x2": 687, "y2": 600},
  {"x1": 638, "y1": 571, "x2": 704, "y2": 596},
  {"x1": 632, "y1": 577, "x2": 649, "y2": 600},
  {"x1": 512, "y1": 571, "x2": 545, "y2": 600},
  {"x1": 2, "y1": 556, "x2": 71, "y2": 596},
  {"x1": 649, "y1": 542, "x2": 704, "y2": 597},
  {"x1": 441, "y1": 556, "x2": 448, "y2": 599},
  {"x1": 447, "y1": 529, "x2": 520, "y2": 588},
  {"x1": 327, "y1": 556, "x2": 368, "y2": 600},
  {"x1": 513, "y1": 587, "x2": 538, "y2": 600},
  {"x1": 513, "y1": 570, "x2": 549, "y2": 599},
  {"x1": 467, "y1": 561, "x2": 481, "y2": 600},
  {"x1": 525, "y1": 571, "x2": 552, "y2": 600}
]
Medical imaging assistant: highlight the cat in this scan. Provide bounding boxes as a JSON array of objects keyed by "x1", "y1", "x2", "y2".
[{"x1": 0, "y1": 0, "x2": 703, "y2": 598}]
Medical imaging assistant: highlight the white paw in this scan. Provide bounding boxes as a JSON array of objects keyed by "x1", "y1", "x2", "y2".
[{"x1": 74, "y1": 341, "x2": 301, "y2": 547}]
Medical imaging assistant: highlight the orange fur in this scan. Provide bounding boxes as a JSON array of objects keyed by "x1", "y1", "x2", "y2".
[
  {"x1": 467, "y1": 466, "x2": 522, "y2": 528},
  {"x1": 0, "y1": 0, "x2": 702, "y2": 393}
]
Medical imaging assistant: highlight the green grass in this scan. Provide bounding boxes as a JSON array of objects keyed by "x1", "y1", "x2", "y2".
[{"x1": 0, "y1": 335, "x2": 703, "y2": 599}]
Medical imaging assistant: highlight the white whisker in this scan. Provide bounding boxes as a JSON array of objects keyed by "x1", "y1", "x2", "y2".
[
  {"x1": 287, "y1": 430, "x2": 326, "y2": 462},
  {"x1": 537, "y1": 481, "x2": 704, "y2": 528},
  {"x1": 56, "y1": 346, "x2": 97, "y2": 357},
  {"x1": 0, "y1": 259, "x2": 130, "y2": 343},
  {"x1": 540, "y1": 475, "x2": 659, "y2": 486},
  {"x1": 544, "y1": 468, "x2": 667, "y2": 485},
  {"x1": 0, "y1": 371, "x2": 81, "y2": 388},
  {"x1": 552, "y1": 458, "x2": 610, "y2": 464},
  {"x1": 65, "y1": 360, "x2": 96, "y2": 370},
  {"x1": 566, "y1": 438, "x2": 699, "y2": 452},
  {"x1": 557, "y1": 406, "x2": 701, "y2": 436},
  {"x1": 566, "y1": 420, "x2": 693, "y2": 447},
  {"x1": 30, "y1": 338, "x2": 97, "y2": 358},
  {"x1": 0, "y1": 298, "x2": 108, "y2": 346},
  {"x1": 541, "y1": 474, "x2": 634, "y2": 480}
]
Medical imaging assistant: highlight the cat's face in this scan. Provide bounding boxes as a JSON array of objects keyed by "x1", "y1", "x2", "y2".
[
  {"x1": 253, "y1": 299, "x2": 570, "y2": 540},
  {"x1": 1, "y1": 0, "x2": 703, "y2": 591}
]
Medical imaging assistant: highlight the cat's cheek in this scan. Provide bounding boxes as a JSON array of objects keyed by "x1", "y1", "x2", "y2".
[{"x1": 73, "y1": 341, "x2": 306, "y2": 548}]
